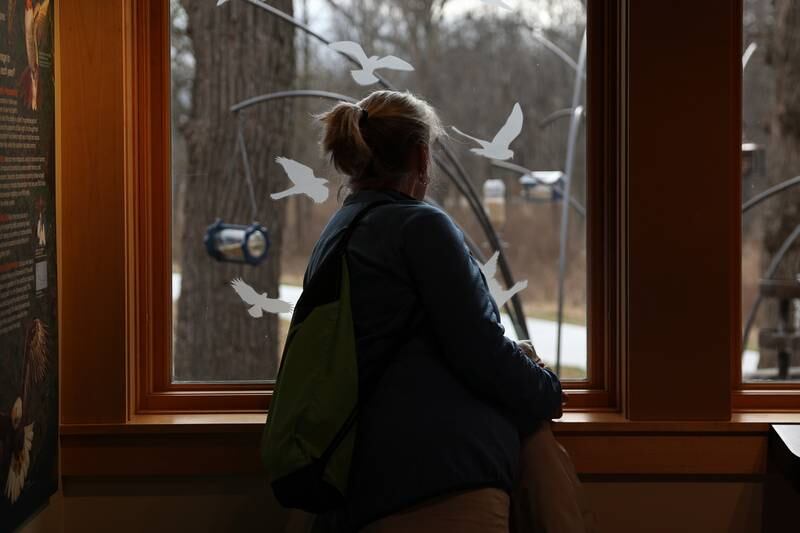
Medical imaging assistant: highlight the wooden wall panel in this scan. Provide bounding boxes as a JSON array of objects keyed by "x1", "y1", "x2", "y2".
[
  {"x1": 627, "y1": 0, "x2": 741, "y2": 420},
  {"x1": 58, "y1": 0, "x2": 128, "y2": 424}
]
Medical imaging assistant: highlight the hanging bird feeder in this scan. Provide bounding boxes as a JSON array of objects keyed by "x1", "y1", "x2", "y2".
[
  {"x1": 204, "y1": 220, "x2": 270, "y2": 266},
  {"x1": 520, "y1": 171, "x2": 565, "y2": 203}
]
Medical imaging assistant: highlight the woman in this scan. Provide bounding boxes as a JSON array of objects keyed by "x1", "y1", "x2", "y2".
[{"x1": 306, "y1": 90, "x2": 564, "y2": 532}]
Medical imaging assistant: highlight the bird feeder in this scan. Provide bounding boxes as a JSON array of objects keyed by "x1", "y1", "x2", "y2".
[
  {"x1": 742, "y1": 142, "x2": 766, "y2": 181},
  {"x1": 204, "y1": 220, "x2": 270, "y2": 266},
  {"x1": 483, "y1": 178, "x2": 507, "y2": 228},
  {"x1": 520, "y1": 171, "x2": 565, "y2": 203}
]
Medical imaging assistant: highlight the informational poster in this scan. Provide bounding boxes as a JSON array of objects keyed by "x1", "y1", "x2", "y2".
[{"x1": 0, "y1": 0, "x2": 58, "y2": 530}]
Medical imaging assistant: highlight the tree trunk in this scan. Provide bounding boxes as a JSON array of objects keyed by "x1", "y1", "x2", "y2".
[
  {"x1": 174, "y1": 0, "x2": 295, "y2": 381},
  {"x1": 759, "y1": 0, "x2": 800, "y2": 370}
]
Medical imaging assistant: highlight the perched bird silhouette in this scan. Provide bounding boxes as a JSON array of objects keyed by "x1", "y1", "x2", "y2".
[
  {"x1": 230, "y1": 278, "x2": 293, "y2": 318},
  {"x1": 479, "y1": 251, "x2": 528, "y2": 308},
  {"x1": 271, "y1": 157, "x2": 329, "y2": 204},
  {"x1": 328, "y1": 41, "x2": 414, "y2": 86},
  {"x1": 479, "y1": 0, "x2": 513, "y2": 9},
  {"x1": 1, "y1": 319, "x2": 48, "y2": 504},
  {"x1": 451, "y1": 102, "x2": 523, "y2": 161}
]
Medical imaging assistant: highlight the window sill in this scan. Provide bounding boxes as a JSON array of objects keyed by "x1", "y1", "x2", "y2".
[{"x1": 60, "y1": 412, "x2": 800, "y2": 478}]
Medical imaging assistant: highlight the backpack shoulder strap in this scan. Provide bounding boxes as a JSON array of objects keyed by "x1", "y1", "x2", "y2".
[{"x1": 338, "y1": 199, "x2": 395, "y2": 251}]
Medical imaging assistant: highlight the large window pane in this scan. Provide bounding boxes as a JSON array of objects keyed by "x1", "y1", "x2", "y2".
[
  {"x1": 742, "y1": 0, "x2": 800, "y2": 381},
  {"x1": 170, "y1": 0, "x2": 588, "y2": 383}
]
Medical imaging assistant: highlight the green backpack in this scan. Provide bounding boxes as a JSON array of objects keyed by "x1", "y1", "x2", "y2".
[{"x1": 261, "y1": 201, "x2": 392, "y2": 513}]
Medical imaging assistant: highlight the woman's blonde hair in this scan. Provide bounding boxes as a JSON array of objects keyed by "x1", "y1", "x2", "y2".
[{"x1": 317, "y1": 90, "x2": 443, "y2": 187}]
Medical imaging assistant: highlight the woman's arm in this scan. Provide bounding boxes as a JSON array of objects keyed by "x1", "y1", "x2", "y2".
[{"x1": 401, "y1": 207, "x2": 562, "y2": 433}]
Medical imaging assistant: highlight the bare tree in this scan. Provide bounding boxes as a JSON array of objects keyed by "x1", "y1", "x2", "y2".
[{"x1": 174, "y1": 0, "x2": 295, "y2": 381}]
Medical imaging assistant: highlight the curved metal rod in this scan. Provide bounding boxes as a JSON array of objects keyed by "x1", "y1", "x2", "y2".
[
  {"x1": 742, "y1": 176, "x2": 800, "y2": 214},
  {"x1": 529, "y1": 29, "x2": 585, "y2": 78},
  {"x1": 555, "y1": 28, "x2": 587, "y2": 375},
  {"x1": 229, "y1": 87, "x2": 531, "y2": 337},
  {"x1": 490, "y1": 159, "x2": 586, "y2": 218},
  {"x1": 231, "y1": 89, "x2": 356, "y2": 113},
  {"x1": 243, "y1": 0, "x2": 394, "y2": 88},
  {"x1": 741, "y1": 223, "x2": 800, "y2": 357},
  {"x1": 437, "y1": 141, "x2": 530, "y2": 339},
  {"x1": 742, "y1": 42, "x2": 758, "y2": 71},
  {"x1": 433, "y1": 154, "x2": 529, "y2": 338},
  {"x1": 232, "y1": 0, "x2": 531, "y2": 338},
  {"x1": 539, "y1": 107, "x2": 579, "y2": 128},
  {"x1": 425, "y1": 195, "x2": 532, "y2": 338}
]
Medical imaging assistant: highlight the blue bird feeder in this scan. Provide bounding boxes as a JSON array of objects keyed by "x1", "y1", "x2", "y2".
[{"x1": 204, "y1": 220, "x2": 270, "y2": 266}]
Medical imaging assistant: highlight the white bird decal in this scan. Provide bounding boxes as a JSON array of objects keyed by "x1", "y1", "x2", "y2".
[
  {"x1": 1, "y1": 319, "x2": 47, "y2": 504},
  {"x1": 271, "y1": 157, "x2": 329, "y2": 204},
  {"x1": 479, "y1": 251, "x2": 528, "y2": 308},
  {"x1": 479, "y1": 0, "x2": 513, "y2": 9},
  {"x1": 230, "y1": 278, "x2": 293, "y2": 318},
  {"x1": 451, "y1": 102, "x2": 524, "y2": 161},
  {"x1": 329, "y1": 41, "x2": 414, "y2": 86}
]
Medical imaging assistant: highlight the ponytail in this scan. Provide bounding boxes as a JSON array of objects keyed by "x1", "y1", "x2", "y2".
[
  {"x1": 317, "y1": 102, "x2": 372, "y2": 178},
  {"x1": 317, "y1": 90, "x2": 443, "y2": 188}
]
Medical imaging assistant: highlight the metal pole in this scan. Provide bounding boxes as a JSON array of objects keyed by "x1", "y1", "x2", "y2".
[{"x1": 555, "y1": 29, "x2": 587, "y2": 375}]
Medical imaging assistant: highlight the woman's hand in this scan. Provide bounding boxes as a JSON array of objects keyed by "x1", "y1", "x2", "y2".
[{"x1": 517, "y1": 339, "x2": 567, "y2": 419}]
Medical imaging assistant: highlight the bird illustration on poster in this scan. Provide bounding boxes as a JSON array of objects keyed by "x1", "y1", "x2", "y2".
[
  {"x1": 271, "y1": 157, "x2": 329, "y2": 204},
  {"x1": 451, "y1": 102, "x2": 523, "y2": 161},
  {"x1": 328, "y1": 41, "x2": 414, "y2": 86},
  {"x1": 20, "y1": 0, "x2": 50, "y2": 111},
  {"x1": 230, "y1": 278, "x2": 293, "y2": 318},
  {"x1": 480, "y1": 251, "x2": 528, "y2": 308},
  {"x1": 1, "y1": 319, "x2": 48, "y2": 504}
]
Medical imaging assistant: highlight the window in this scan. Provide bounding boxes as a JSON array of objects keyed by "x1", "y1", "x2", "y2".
[
  {"x1": 61, "y1": 0, "x2": 752, "y2": 432},
  {"x1": 741, "y1": 0, "x2": 800, "y2": 385},
  {"x1": 169, "y1": 0, "x2": 592, "y2": 384},
  {"x1": 123, "y1": 0, "x2": 620, "y2": 414}
]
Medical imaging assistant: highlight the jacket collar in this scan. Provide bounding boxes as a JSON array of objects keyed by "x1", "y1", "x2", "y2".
[{"x1": 343, "y1": 188, "x2": 417, "y2": 206}]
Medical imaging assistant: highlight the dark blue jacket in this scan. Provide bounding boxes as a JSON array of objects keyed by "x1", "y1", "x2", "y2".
[{"x1": 305, "y1": 189, "x2": 563, "y2": 531}]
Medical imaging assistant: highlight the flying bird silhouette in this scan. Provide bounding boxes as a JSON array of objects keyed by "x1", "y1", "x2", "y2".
[
  {"x1": 479, "y1": 0, "x2": 513, "y2": 9},
  {"x1": 328, "y1": 41, "x2": 414, "y2": 86},
  {"x1": 1, "y1": 319, "x2": 48, "y2": 504},
  {"x1": 479, "y1": 251, "x2": 528, "y2": 308},
  {"x1": 230, "y1": 278, "x2": 293, "y2": 318},
  {"x1": 451, "y1": 102, "x2": 523, "y2": 161},
  {"x1": 271, "y1": 157, "x2": 329, "y2": 204}
]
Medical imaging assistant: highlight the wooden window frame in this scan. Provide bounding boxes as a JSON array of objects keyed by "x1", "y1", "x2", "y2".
[
  {"x1": 60, "y1": 0, "x2": 793, "y2": 479},
  {"x1": 62, "y1": 0, "x2": 766, "y2": 431},
  {"x1": 125, "y1": 0, "x2": 625, "y2": 415}
]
